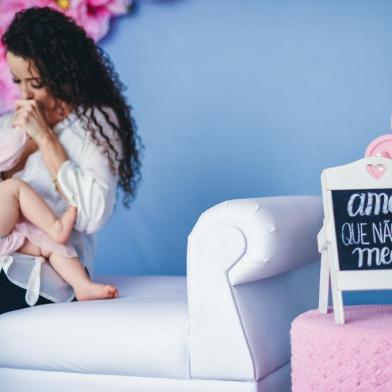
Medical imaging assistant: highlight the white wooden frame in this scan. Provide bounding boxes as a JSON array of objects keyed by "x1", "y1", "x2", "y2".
[{"x1": 318, "y1": 156, "x2": 392, "y2": 324}]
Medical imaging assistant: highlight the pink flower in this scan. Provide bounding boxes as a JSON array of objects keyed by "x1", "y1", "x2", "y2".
[
  {"x1": 67, "y1": 0, "x2": 112, "y2": 41},
  {"x1": 47, "y1": 0, "x2": 132, "y2": 41},
  {"x1": 0, "y1": 59, "x2": 20, "y2": 115},
  {"x1": 68, "y1": 0, "x2": 131, "y2": 41},
  {"x1": 88, "y1": 0, "x2": 130, "y2": 15}
]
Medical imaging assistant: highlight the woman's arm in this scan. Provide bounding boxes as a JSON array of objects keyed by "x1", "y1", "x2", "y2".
[
  {"x1": 13, "y1": 101, "x2": 120, "y2": 234},
  {"x1": 53, "y1": 114, "x2": 121, "y2": 235},
  {"x1": 37, "y1": 134, "x2": 70, "y2": 202},
  {"x1": 40, "y1": 108, "x2": 121, "y2": 234},
  {"x1": 10, "y1": 99, "x2": 69, "y2": 200},
  {"x1": 53, "y1": 150, "x2": 118, "y2": 235}
]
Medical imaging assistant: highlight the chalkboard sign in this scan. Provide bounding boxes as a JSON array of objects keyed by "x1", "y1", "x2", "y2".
[
  {"x1": 332, "y1": 188, "x2": 392, "y2": 271},
  {"x1": 318, "y1": 156, "x2": 392, "y2": 324}
]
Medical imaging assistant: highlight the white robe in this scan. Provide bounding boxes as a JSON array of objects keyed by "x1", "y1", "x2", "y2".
[{"x1": 0, "y1": 106, "x2": 121, "y2": 306}]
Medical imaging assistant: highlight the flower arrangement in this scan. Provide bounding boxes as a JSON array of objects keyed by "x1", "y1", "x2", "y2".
[{"x1": 0, "y1": 0, "x2": 133, "y2": 114}]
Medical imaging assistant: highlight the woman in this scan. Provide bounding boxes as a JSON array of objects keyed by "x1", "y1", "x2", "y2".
[{"x1": 0, "y1": 6, "x2": 142, "y2": 312}]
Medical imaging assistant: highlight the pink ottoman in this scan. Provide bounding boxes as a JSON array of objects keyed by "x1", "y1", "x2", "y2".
[{"x1": 291, "y1": 305, "x2": 392, "y2": 392}]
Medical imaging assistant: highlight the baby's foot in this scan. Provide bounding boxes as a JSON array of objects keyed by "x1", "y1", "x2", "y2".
[
  {"x1": 74, "y1": 282, "x2": 119, "y2": 301},
  {"x1": 48, "y1": 205, "x2": 77, "y2": 244}
]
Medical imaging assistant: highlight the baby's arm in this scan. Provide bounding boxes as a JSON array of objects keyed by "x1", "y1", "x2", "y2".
[{"x1": 0, "y1": 127, "x2": 28, "y2": 174}]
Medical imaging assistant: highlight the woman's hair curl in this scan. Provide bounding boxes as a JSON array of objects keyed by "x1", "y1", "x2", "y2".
[{"x1": 2, "y1": 6, "x2": 143, "y2": 208}]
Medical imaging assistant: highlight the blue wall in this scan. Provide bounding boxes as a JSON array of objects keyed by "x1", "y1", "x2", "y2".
[{"x1": 94, "y1": 0, "x2": 392, "y2": 304}]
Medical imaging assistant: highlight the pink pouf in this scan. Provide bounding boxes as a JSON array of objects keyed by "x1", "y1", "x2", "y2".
[{"x1": 291, "y1": 305, "x2": 392, "y2": 392}]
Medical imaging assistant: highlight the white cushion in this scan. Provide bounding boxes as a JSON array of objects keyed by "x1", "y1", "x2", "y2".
[{"x1": 0, "y1": 276, "x2": 190, "y2": 379}]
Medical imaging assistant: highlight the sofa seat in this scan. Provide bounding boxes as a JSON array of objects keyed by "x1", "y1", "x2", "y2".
[
  {"x1": 0, "y1": 196, "x2": 323, "y2": 392},
  {"x1": 0, "y1": 275, "x2": 190, "y2": 379}
]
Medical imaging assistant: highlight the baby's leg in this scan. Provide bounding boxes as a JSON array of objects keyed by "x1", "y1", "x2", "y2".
[
  {"x1": 48, "y1": 252, "x2": 119, "y2": 301},
  {"x1": 0, "y1": 178, "x2": 76, "y2": 244},
  {"x1": 16, "y1": 237, "x2": 45, "y2": 257},
  {"x1": 16, "y1": 239, "x2": 118, "y2": 300}
]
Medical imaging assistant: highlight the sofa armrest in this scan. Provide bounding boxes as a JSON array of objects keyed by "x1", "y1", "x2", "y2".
[
  {"x1": 187, "y1": 196, "x2": 323, "y2": 382},
  {"x1": 189, "y1": 196, "x2": 322, "y2": 286}
]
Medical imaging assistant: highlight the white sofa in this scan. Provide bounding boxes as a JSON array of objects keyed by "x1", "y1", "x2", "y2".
[{"x1": 0, "y1": 195, "x2": 322, "y2": 392}]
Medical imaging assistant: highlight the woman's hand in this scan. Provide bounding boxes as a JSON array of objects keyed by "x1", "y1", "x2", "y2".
[{"x1": 11, "y1": 99, "x2": 54, "y2": 146}]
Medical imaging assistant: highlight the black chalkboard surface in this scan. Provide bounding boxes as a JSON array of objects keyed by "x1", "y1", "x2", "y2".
[{"x1": 332, "y1": 188, "x2": 392, "y2": 271}]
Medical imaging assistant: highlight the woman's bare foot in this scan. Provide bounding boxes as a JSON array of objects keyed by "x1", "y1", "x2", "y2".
[
  {"x1": 47, "y1": 205, "x2": 77, "y2": 244},
  {"x1": 74, "y1": 282, "x2": 119, "y2": 301}
]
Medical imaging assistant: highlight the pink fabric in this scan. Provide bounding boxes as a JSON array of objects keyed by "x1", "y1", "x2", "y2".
[
  {"x1": 0, "y1": 228, "x2": 25, "y2": 255},
  {"x1": 0, "y1": 128, "x2": 78, "y2": 258},
  {"x1": 291, "y1": 305, "x2": 392, "y2": 392},
  {"x1": 0, "y1": 220, "x2": 78, "y2": 259}
]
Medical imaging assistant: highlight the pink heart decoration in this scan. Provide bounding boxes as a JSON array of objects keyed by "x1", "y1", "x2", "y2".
[{"x1": 367, "y1": 164, "x2": 386, "y2": 179}]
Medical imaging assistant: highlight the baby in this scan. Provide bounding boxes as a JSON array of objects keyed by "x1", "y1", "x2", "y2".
[{"x1": 0, "y1": 125, "x2": 118, "y2": 301}]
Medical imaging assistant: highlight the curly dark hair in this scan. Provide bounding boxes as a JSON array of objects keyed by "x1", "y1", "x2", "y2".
[{"x1": 1, "y1": 6, "x2": 143, "y2": 209}]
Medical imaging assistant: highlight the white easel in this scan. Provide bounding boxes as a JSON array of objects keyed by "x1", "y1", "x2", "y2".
[{"x1": 318, "y1": 156, "x2": 392, "y2": 324}]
